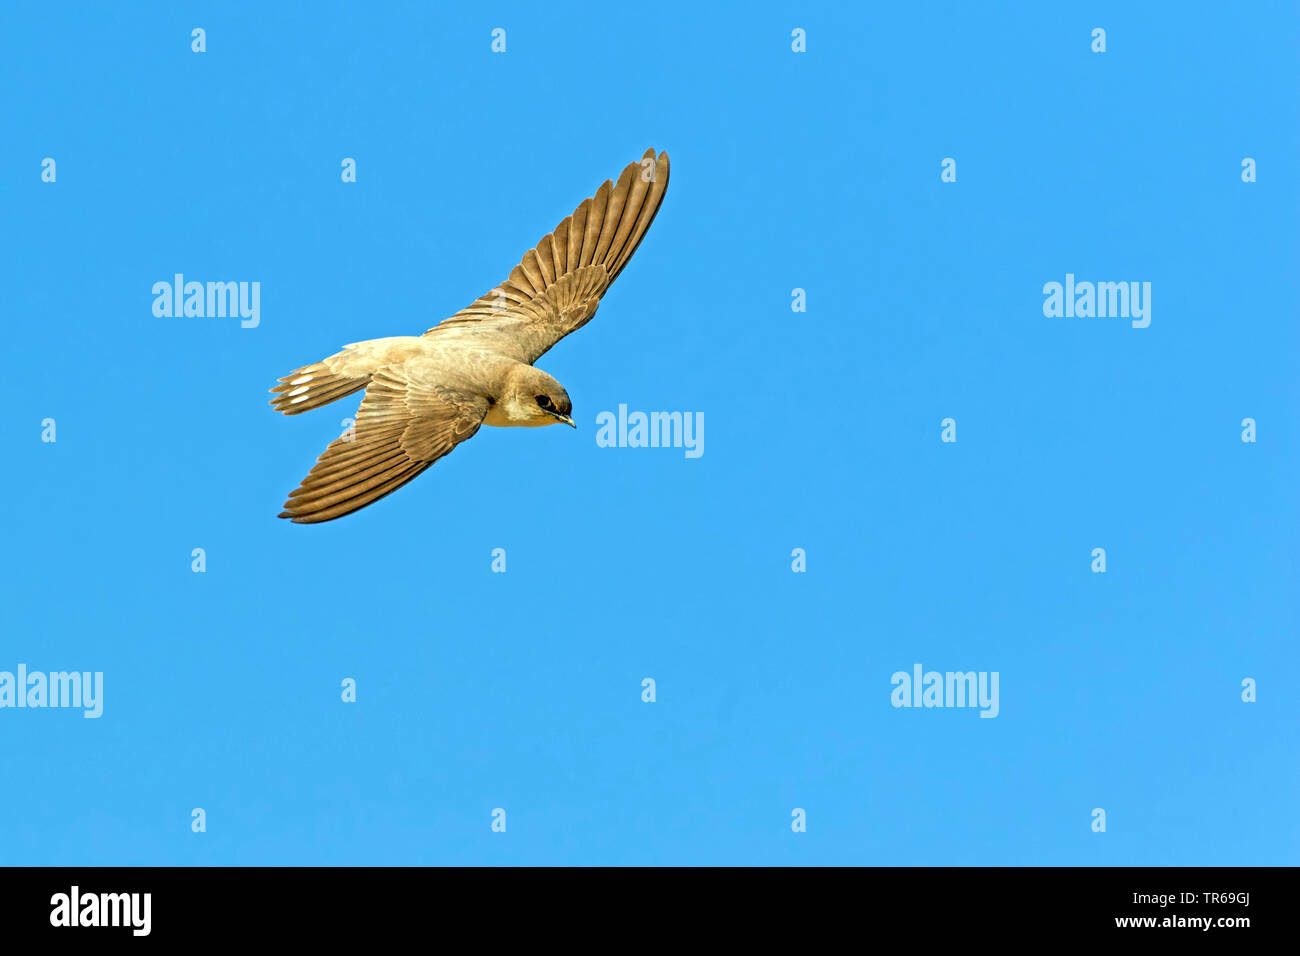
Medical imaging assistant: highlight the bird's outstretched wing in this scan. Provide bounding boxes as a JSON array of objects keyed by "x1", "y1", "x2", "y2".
[
  {"x1": 279, "y1": 365, "x2": 488, "y2": 524},
  {"x1": 423, "y1": 147, "x2": 670, "y2": 363}
]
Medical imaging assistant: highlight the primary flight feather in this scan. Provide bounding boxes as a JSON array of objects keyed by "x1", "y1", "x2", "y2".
[{"x1": 269, "y1": 147, "x2": 670, "y2": 523}]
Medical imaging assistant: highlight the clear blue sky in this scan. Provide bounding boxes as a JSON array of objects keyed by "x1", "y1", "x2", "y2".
[{"x1": 2, "y1": 1, "x2": 1296, "y2": 865}]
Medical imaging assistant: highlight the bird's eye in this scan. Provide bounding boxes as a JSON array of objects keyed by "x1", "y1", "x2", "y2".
[{"x1": 535, "y1": 395, "x2": 553, "y2": 410}]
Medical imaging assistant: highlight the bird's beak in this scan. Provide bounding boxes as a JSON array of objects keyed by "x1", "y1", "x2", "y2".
[{"x1": 550, "y1": 412, "x2": 576, "y2": 428}]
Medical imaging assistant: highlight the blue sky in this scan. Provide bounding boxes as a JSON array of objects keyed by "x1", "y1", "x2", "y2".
[{"x1": 2, "y1": 1, "x2": 1296, "y2": 865}]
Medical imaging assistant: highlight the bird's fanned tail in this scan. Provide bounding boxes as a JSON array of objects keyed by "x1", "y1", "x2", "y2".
[{"x1": 269, "y1": 361, "x2": 368, "y2": 415}]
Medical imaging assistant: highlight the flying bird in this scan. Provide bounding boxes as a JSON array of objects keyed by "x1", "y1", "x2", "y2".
[{"x1": 270, "y1": 147, "x2": 670, "y2": 523}]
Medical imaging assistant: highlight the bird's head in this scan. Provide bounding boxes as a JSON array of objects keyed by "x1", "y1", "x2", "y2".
[{"x1": 500, "y1": 366, "x2": 576, "y2": 428}]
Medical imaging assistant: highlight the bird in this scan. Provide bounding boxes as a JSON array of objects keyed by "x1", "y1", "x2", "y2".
[{"x1": 269, "y1": 147, "x2": 670, "y2": 523}]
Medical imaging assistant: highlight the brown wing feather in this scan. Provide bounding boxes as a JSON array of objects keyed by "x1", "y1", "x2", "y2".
[
  {"x1": 278, "y1": 366, "x2": 488, "y2": 524},
  {"x1": 423, "y1": 148, "x2": 670, "y2": 362}
]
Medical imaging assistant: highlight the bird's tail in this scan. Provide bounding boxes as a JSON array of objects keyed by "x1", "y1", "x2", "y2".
[{"x1": 269, "y1": 358, "x2": 368, "y2": 415}]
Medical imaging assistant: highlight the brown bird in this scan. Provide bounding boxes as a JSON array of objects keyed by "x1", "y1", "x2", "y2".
[{"x1": 270, "y1": 147, "x2": 670, "y2": 523}]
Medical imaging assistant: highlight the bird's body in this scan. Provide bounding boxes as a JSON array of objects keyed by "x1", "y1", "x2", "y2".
[{"x1": 270, "y1": 148, "x2": 670, "y2": 523}]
